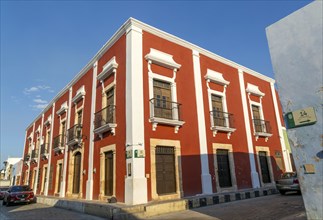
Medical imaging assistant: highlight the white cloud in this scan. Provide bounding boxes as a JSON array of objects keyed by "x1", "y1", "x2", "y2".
[
  {"x1": 33, "y1": 98, "x2": 47, "y2": 104},
  {"x1": 24, "y1": 86, "x2": 39, "y2": 94},
  {"x1": 23, "y1": 85, "x2": 54, "y2": 95},
  {"x1": 31, "y1": 104, "x2": 48, "y2": 110}
]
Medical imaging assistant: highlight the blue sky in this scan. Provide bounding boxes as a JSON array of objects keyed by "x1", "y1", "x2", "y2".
[{"x1": 0, "y1": 0, "x2": 312, "y2": 165}]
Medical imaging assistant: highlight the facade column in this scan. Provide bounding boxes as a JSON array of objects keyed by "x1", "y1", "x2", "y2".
[
  {"x1": 27, "y1": 123, "x2": 36, "y2": 186},
  {"x1": 45, "y1": 103, "x2": 55, "y2": 196},
  {"x1": 20, "y1": 131, "x2": 27, "y2": 185},
  {"x1": 124, "y1": 23, "x2": 147, "y2": 205},
  {"x1": 61, "y1": 87, "x2": 73, "y2": 197},
  {"x1": 238, "y1": 69, "x2": 260, "y2": 188},
  {"x1": 192, "y1": 50, "x2": 213, "y2": 194},
  {"x1": 270, "y1": 82, "x2": 293, "y2": 171},
  {"x1": 34, "y1": 114, "x2": 44, "y2": 194},
  {"x1": 86, "y1": 61, "x2": 98, "y2": 200}
]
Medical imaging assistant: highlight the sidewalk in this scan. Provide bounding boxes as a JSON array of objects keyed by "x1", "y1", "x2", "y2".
[{"x1": 36, "y1": 187, "x2": 278, "y2": 220}]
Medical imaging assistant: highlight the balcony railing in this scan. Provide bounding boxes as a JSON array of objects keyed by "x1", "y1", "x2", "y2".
[
  {"x1": 150, "y1": 98, "x2": 182, "y2": 121},
  {"x1": 253, "y1": 119, "x2": 271, "y2": 133},
  {"x1": 210, "y1": 110, "x2": 236, "y2": 138},
  {"x1": 210, "y1": 111, "x2": 235, "y2": 128},
  {"x1": 149, "y1": 98, "x2": 185, "y2": 133},
  {"x1": 40, "y1": 143, "x2": 49, "y2": 159},
  {"x1": 67, "y1": 124, "x2": 82, "y2": 146},
  {"x1": 24, "y1": 154, "x2": 30, "y2": 162},
  {"x1": 31, "y1": 149, "x2": 38, "y2": 163},
  {"x1": 31, "y1": 149, "x2": 38, "y2": 159},
  {"x1": 94, "y1": 105, "x2": 117, "y2": 138},
  {"x1": 253, "y1": 119, "x2": 272, "y2": 141},
  {"x1": 53, "y1": 134, "x2": 65, "y2": 154}
]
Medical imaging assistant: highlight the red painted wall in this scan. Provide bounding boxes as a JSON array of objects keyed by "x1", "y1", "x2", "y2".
[
  {"x1": 93, "y1": 35, "x2": 127, "y2": 201},
  {"x1": 143, "y1": 31, "x2": 203, "y2": 198}
]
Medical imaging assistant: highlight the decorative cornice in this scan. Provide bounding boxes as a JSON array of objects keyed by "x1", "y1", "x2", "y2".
[
  {"x1": 205, "y1": 69, "x2": 230, "y2": 86},
  {"x1": 97, "y1": 56, "x2": 118, "y2": 82},
  {"x1": 72, "y1": 85, "x2": 86, "y2": 104},
  {"x1": 26, "y1": 17, "x2": 275, "y2": 130},
  {"x1": 246, "y1": 83, "x2": 265, "y2": 97},
  {"x1": 56, "y1": 101, "x2": 68, "y2": 115},
  {"x1": 145, "y1": 48, "x2": 181, "y2": 70}
]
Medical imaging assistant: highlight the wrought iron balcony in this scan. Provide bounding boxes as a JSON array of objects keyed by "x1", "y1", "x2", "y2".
[
  {"x1": 253, "y1": 119, "x2": 272, "y2": 141},
  {"x1": 24, "y1": 153, "x2": 30, "y2": 162},
  {"x1": 31, "y1": 149, "x2": 38, "y2": 163},
  {"x1": 210, "y1": 110, "x2": 236, "y2": 139},
  {"x1": 67, "y1": 124, "x2": 82, "y2": 147},
  {"x1": 53, "y1": 134, "x2": 65, "y2": 154},
  {"x1": 149, "y1": 98, "x2": 185, "y2": 133},
  {"x1": 40, "y1": 143, "x2": 49, "y2": 160},
  {"x1": 94, "y1": 105, "x2": 117, "y2": 138}
]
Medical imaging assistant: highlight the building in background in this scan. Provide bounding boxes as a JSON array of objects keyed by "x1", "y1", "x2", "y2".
[
  {"x1": 267, "y1": 1, "x2": 323, "y2": 219},
  {"x1": 20, "y1": 18, "x2": 292, "y2": 205},
  {"x1": 1, "y1": 157, "x2": 22, "y2": 186}
]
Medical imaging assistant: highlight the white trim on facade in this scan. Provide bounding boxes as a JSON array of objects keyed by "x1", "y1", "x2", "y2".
[
  {"x1": 192, "y1": 50, "x2": 212, "y2": 194},
  {"x1": 205, "y1": 69, "x2": 236, "y2": 139},
  {"x1": 61, "y1": 87, "x2": 73, "y2": 197},
  {"x1": 45, "y1": 103, "x2": 55, "y2": 196},
  {"x1": 238, "y1": 69, "x2": 260, "y2": 188},
  {"x1": 270, "y1": 82, "x2": 292, "y2": 171},
  {"x1": 25, "y1": 17, "x2": 274, "y2": 132},
  {"x1": 86, "y1": 61, "x2": 98, "y2": 200},
  {"x1": 146, "y1": 48, "x2": 184, "y2": 133},
  {"x1": 125, "y1": 23, "x2": 147, "y2": 205}
]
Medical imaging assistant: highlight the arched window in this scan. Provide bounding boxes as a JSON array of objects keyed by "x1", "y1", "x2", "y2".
[{"x1": 73, "y1": 152, "x2": 81, "y2": 194}]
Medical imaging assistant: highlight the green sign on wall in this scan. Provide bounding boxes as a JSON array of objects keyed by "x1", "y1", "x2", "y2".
[{"x1": 285, "y1": 107, "x2": 317, "y2": 129}]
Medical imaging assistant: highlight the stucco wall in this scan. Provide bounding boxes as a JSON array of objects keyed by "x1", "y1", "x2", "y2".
[{"x1": 266, "y1": 1, "x2": 323, "y2": 219}]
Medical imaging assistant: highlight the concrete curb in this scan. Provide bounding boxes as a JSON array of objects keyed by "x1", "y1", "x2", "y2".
[{"x1": 36, "y1": 187, "x2": 278, "y2": 219}]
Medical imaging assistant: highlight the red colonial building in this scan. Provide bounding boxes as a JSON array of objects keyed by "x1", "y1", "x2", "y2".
[{"x1": 20, "y1": 18, "x2": 292, "y2": 205}]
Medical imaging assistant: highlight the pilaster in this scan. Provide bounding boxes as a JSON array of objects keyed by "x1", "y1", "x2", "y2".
[
  {"x1": 124, "y1": 23, "x2": 147, "y2": 205},
  {"x1": 192, "y1": 50, "x2": 212, "y2": 194},
  {"x1": 238, "y1": 69, "x2": 260, "y2": 188}
]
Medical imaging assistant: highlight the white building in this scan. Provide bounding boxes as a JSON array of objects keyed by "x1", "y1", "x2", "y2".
[
  {"x1": 266, "y1": 1, "x2": 323, "y2": 219},
  {"x1": 2, "y1": 157, "x2": 22, "y2": 185}
]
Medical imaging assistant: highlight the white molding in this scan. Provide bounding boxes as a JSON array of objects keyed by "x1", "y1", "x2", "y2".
[
  {"x1": 211, "y1": 126, "x2": 237, "y2": 139},
  {"x1": 56, "y1": 102, "x2": 68, "y2": 115},
  {"x1": 246, "y1": 83, "x2": 265, "y2": 97},
  {"x1": 35, "y1": 125, "x2": 40, "y2": 134},
  {"x1": 205, "y1": 69, "x2": 230, "y2": 86},
  {"x1": 44, "y1": 115, "x2": 52, "y2": 127},
  {"x1": 72, "y1": 85, "x2": 86, "y2": 104},
  {"x1": 192, "y1": 50, "x2": 212, "y2": 194},
  {"x1": 125, "y1": 24, "x2": 147, "y2": 205},
  {"x1": 86, "y1": 61, "x2": 98, "y2": 200},
  {"x1": 61, "y1": 88, "x2": 72, "y2": 197},
  {"x1": 149, "y1": 117, "x2": 184, "y2": 133},
  {"x1": 97, "y1": 56, "x2": 118, "y2": 82},
  {"x1": 238, "y1": 69, "x2": 260, "y2": 188},
  {"x1": 26, "y1": 17, "x2": 275, "y2": 131},
  {"x1": 94, "y1": 123, "x2": 117, "y2": 138},
  {"x1": 145, "y1": 48, "x2": 181, "y2": 70},
  {"x1": 270, "y1": 82, "x2": 292, "y2": 171}
]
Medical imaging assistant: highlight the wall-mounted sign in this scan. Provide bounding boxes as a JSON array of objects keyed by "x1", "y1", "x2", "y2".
[
  {"x1": 134, "y1": 149, "x2": 145, "y2": 158},
  {"x1": 126, "y1": 150, "x2": 132, "y2": 159},
  {"x1": 285, "y1": 107, "x2": 317, "y2": 129}
]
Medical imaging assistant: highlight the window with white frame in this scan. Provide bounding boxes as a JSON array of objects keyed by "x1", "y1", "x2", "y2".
[
  {"x1": 145, "y1": 48, "x2": 184, "y2": 133},
  {"x1": 205, "y1": 69, "x2": 235, "y2": 139},
  {"x1": 246, "y1": 83, "x2": 272, "y2": 141}
]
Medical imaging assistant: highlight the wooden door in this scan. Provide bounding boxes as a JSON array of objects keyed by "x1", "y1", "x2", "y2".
[
  {"x1": 156, "y1": 146, "x2": 176, "y2": 195},
  {"x1": 216, "y1": 149, "x2": 232, "y2": 187}
]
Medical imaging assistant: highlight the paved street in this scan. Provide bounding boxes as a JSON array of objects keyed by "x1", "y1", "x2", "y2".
[
  {"x1": 0, "y1": 201, "x2": 104, "y2": 220},
  {"x1": 0, "y1": 192, "x2": 306, "y2": 220},
  {"x1": 146, "y1": 192, "x2": 306, "y2": 220}
]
